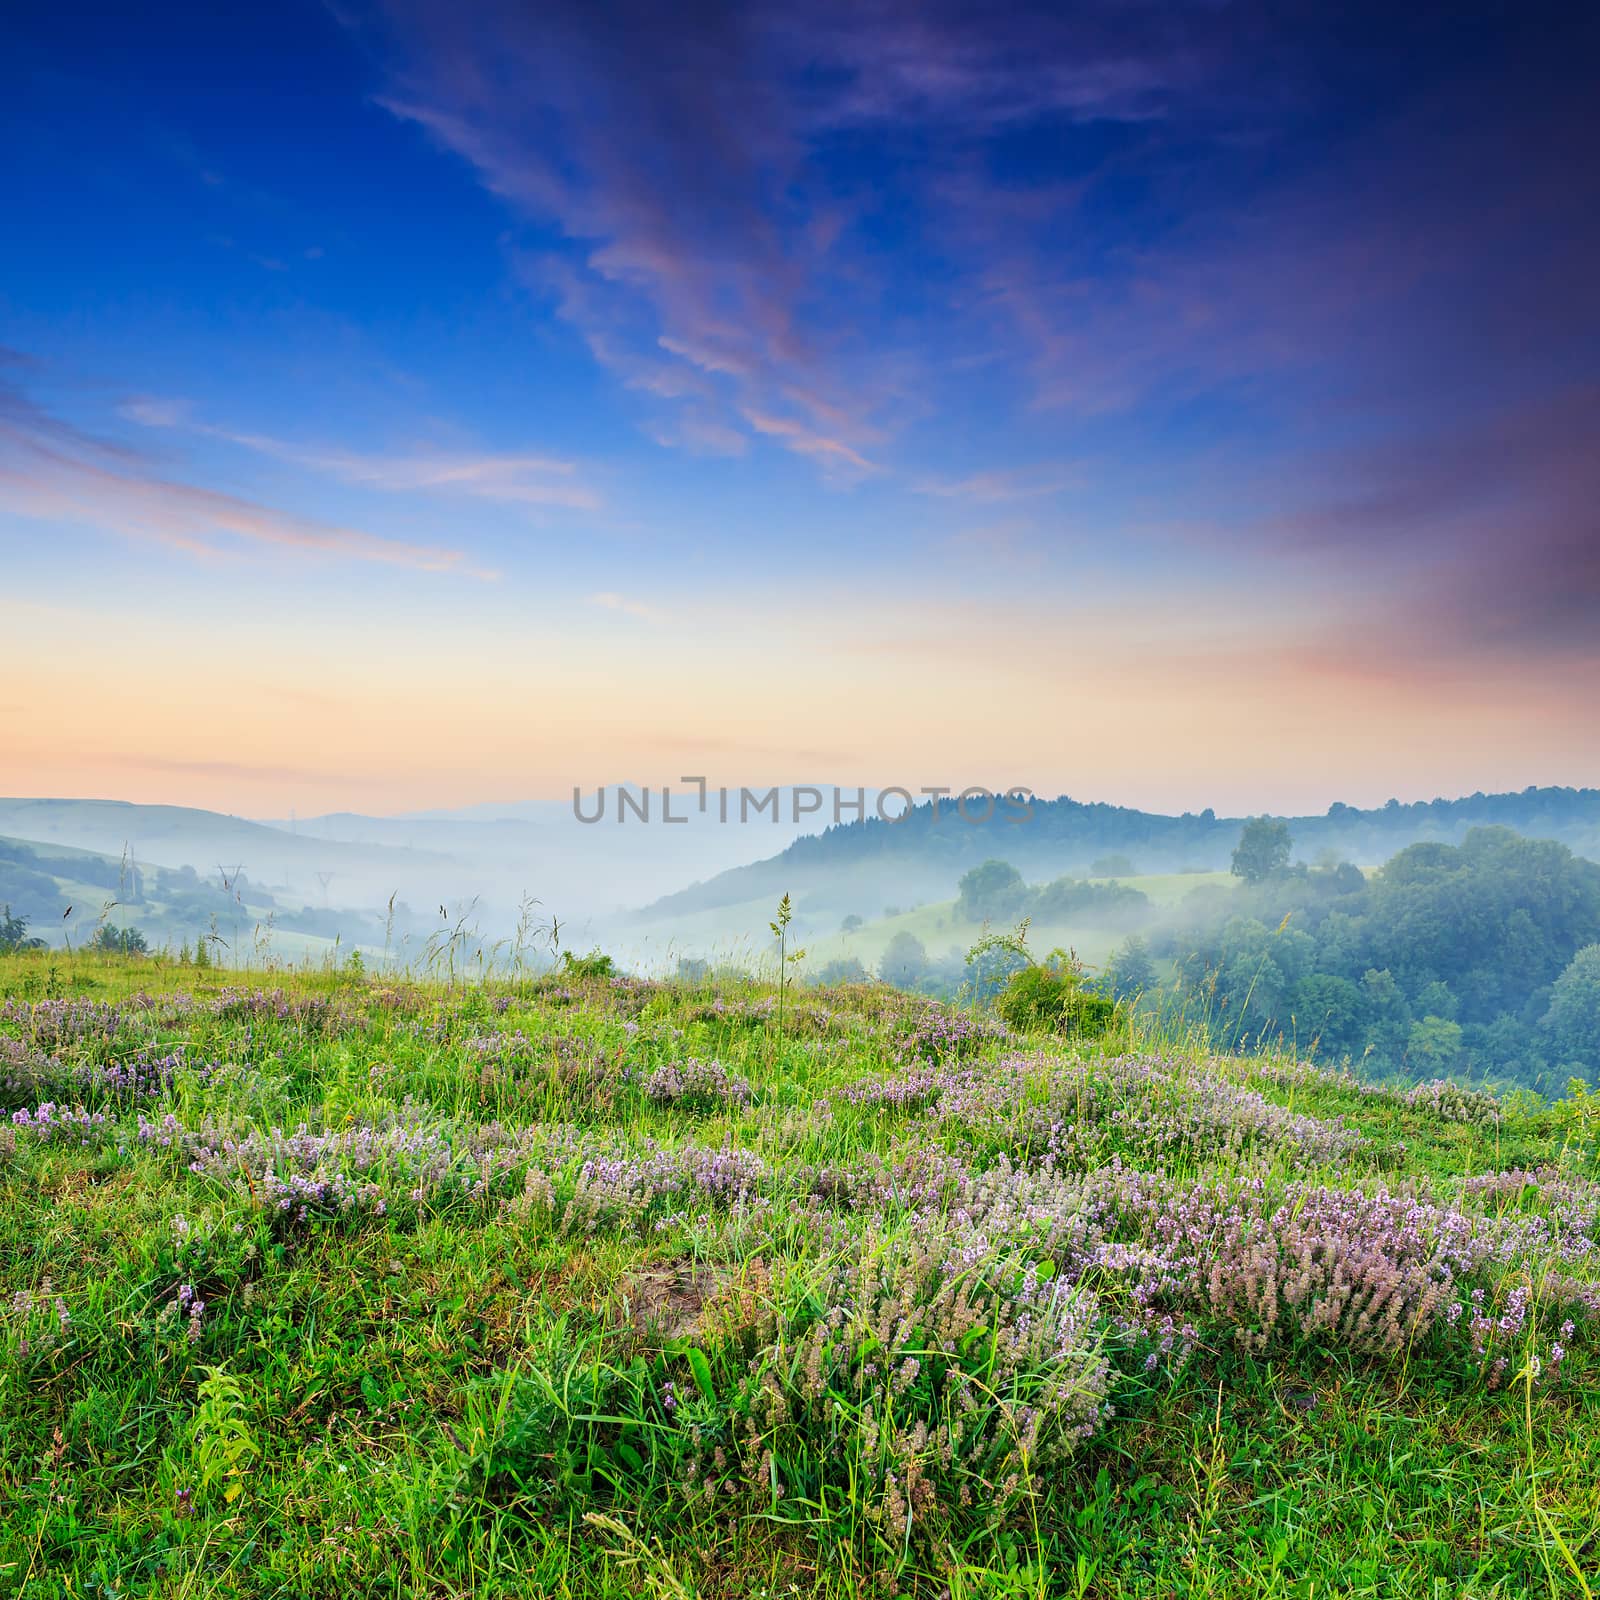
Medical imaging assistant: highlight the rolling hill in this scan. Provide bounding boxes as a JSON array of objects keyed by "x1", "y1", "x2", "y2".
[{"x1": 638, "y1": 785, "x2": 1600, "y2": 928}]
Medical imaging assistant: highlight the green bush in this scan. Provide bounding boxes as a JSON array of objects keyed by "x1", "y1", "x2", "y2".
[
  {"x1": 997, "y1": 959, "x2": 1116, "y2": 1037},
  {"x1": 560, "y1": 948, "x2": 617, "y2": 981}
]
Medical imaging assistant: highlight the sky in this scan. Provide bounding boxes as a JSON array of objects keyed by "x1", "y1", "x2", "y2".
[{"x1": 3, "y1": 0, "x2": 1598, "y2": 820}]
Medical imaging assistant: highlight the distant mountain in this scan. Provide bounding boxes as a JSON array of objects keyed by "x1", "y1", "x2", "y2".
[
  {"x1": 258, "y1": 785, "x2": 865, "y2": 918},
  {"x1": 0, "y1": 786, "x2": 862, "y2": 938},
  {"x1": 0, "y1": 799, "x2": 446, "y2": 906},
  {"x1": 639, "y1": 786, "x2": 1600, "y2": 922},
  {"x1": 0, "y1": 830, "x2": 382, "y2": 954}
]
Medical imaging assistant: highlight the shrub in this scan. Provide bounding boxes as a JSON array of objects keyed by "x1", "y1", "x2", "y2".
[
  {"x1": 561, "y1": 949, "x2": 617, "y2": 981},
  {"x1": 996, "y1": 959, "x2": 1116, "y2": 1037},
  {"x1": 716, "y1": 1225, "x2": 1112, "y2": 1544}
]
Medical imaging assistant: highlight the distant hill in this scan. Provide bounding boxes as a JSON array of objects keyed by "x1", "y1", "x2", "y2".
[
  {"x1": 0, "y1": 831, "x2": 381, "y2": 954},
  {"x1": 639, "y1": 786, "x2": 1600, "y2": 921},
  {"x1": 0, "y1": 789, "x2": 868, "y2": 937},
  {"x1": 0, "y1": 799, "x2": 445, "y2": 891}
]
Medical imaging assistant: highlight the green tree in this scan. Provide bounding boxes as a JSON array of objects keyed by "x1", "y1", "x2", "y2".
[
  {"x1": 1408, "y1": 1014, "x2": 1464, "y2": 1069},
  {"x1": 957, "y1": 860, "x2": 1029, "y2": 923},
  {"x1": 1291, "y1": 973, "x2": 1366, "y2": 1060},
  {"x1": 1542, "y1": 944, "x2": 1600, "y2": 1073},
  {"x1": 1361, "y1": 968, "x2": 1411, "y2": 1068},
  {"x1": 840, "y1": 913, "x2": 864, "y2": 935},
  {"x1": 879, "y1": 931, "x2": 929, "y2": 988},
  {"x1": 1090, "y1": 853, "x2": 1137, "y2": 878},
  {"x1": 1107, "y1": 934, "x2": 1154, "y2": 1000},
  {"x1": 1231, "y1": 818, "x2": 1292, "y2": 883},
  {"x1": 90, "y1": 924, "x2": 149, "y2": 956},
  {"x1": 0, "y1": 905, "x2": 45, "y2": 951},
  {"x1": 816, "y1": 955, "x2": 868, "y2": 985}
]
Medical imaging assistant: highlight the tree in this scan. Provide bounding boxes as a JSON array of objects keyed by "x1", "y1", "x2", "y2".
[
  {"x1": 816, "y1": 955, "x2": 868, "y2": 985},
  {"x1": 957, "y1": 860, "x2": 1029, "y2": 922},
  {"x1": 1331, "y1": 862, "x2": 1366, "y2": 895},
  {"x1": 879, "y1": 932, "x2": 929, "y2": 988},
  {"x1": 840, "y1": 914, "x2": 864, "y2": 935},
  {"x1": 1292, "y1": 973, "x2": 1366, "y2": 1060},
  {"x1": 1414, "y1": 981, "x2": 1458, "y2": 1021},
  {"x1": 1361, "y1": 968, "x2": 1411, "y2": 1067},
  {"x1": 1542, "y1": 944, "x2": 1600, "y2": 1074},
  {"x1": 1231, "y1": 818, "x2": 1292, "y2": 883},
  {"x1": 0, "y1": 905, "x2": 45, "y2": 951},
  {"x1": 1408, "y1": 1015, "x2": 1464, "y2": 1069},
  {"x1": 89, "y1": 924, "x2": 148, "y2": 956},
  {"x1": 1107, "y1": 935, "x2": 1154, "y2": 1000},
  {"x1": 1090, "y1": 854, "x2": 1137, "y2": 878}
]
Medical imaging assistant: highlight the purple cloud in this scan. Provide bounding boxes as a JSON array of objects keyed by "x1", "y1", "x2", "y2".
[{"x1": 0, "y1": 363, "x2": 496, "y2": 576}]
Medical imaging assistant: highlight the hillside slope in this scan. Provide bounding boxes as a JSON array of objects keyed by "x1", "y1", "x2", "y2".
[
  {"x1": 642, "y1": 784, "x2": 1600, "y2": 920},
  {"x1": 1, "y1": 953, "x2": 1595, "y2": 1596}
]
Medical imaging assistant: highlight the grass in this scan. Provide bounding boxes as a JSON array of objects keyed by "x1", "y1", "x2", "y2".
[{"x1": 1, "y1": 946, "x2": 1597, "y2": 1598}]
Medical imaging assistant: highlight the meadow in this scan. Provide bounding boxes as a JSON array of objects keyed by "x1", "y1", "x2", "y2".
[
  {"x1": 2, "y1": 947, "x2": 1599, "y2": 1598},
  {"x1": 623, "y1": 870, "x2": 1236, "y2": 985}
]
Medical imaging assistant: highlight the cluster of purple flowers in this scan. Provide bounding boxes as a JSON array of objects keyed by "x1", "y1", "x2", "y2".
[
  {"x1": 566, "y1": 1142, "x2": 770, "y2": 1233},
  {"x1": 895, "y1": 1002, "x2": 1008, "y2": 1065},
  {"x1": 1402, "y1": 1079, "x2": 1503, "y2": 1127},
  {"x1": 703, "y1": 1214, "x2": 1114, "y2": 1543},
  {"x1": 5, "y1": 1282, "x2": 72, "y2": 1359},
  {"x1": 0, "y1": 1035, "x2": 58, "y2": 1101},
  {"x1": 208, "y1": 987, "x2": 356, "y2": 1033},
  {"x1": 641, "y1": 1058, "x2": 752, "y2": 1112},
  {"x1": 2, "y1": 1037, "x2": 222, "y2": 1109},
  {"x1": 1, "y1": 997, "x2": 126, "y2": 1052},
  {"x1": 832, "y1": 1064, "x2": 980, "y2": 1113},
  {"x1": 92, "y1": 1047, "x2": 223, "y2": 1103},
  {"x1": 463, "y1": 1030, "x2": 537, "y2": 1063},
  {"x1": 172, "y1": 1282, "x2": 206, "y2": 1344},
  {"x1": 839, "y1": 1050, "x2": 1365, "y2": 1169},
  {"x1": 11, "y1": 1101, "x2": 112, "y2": 1145}
]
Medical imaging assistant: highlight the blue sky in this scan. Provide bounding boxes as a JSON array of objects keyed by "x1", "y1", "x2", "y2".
[{"x1": 3, "y1": 0, "x2": 1597, "y2": 816}]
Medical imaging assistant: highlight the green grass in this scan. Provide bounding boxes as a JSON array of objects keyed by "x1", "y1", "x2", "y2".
[{"x1": 1, "y1": 947, "x2": 1597, "y2": 1598}]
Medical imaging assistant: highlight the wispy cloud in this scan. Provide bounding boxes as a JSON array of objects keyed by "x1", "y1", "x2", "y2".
[
  {"x1": 1261, "y1": 386, "x2": 1600, "y2": 658},
  {"x1": 120, "y1": 395, "x2": 189, "y2": 428},
  {"x1": 644, "y1": 415, "x2": 748, "y2": 458},
  {"x1": 1, "y1": 367, "x2": 494, "y2": 576},
  {"x1": 589, "y1": 590, "x2": 667, "y2": 623},
  {"x1": 740, "y1": 409, "x2": 877, "y2": 480},
  {"x1": 123, "y1": 402, "x2": 603, "y2": 511},
  {"x1": 347, "y1": 0, "x2": 1338, "y2": 485},
  {"x1": 914, "y1": 468, "x2": 1075, "y2": 503},
  {"x1": 358, "y1": 1, "x2": 917, "y2": 478}
]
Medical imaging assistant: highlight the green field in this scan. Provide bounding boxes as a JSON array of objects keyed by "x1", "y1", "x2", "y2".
[
  {"x1": 615, "y1": 871, "x2": 1238, "y2": 982},
  {"x1": 2, "y1": 948, "x2": 1598, "y2": 1597}
]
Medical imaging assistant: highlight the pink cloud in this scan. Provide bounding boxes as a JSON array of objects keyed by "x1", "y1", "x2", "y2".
[{"x1": 0, "y1": 371, "x2": 495, "y2": 577}]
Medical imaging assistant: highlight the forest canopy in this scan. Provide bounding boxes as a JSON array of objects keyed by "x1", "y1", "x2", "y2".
[{"x1": 1154, "y1": 827, "x2": 1600, "y2": 1091}]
